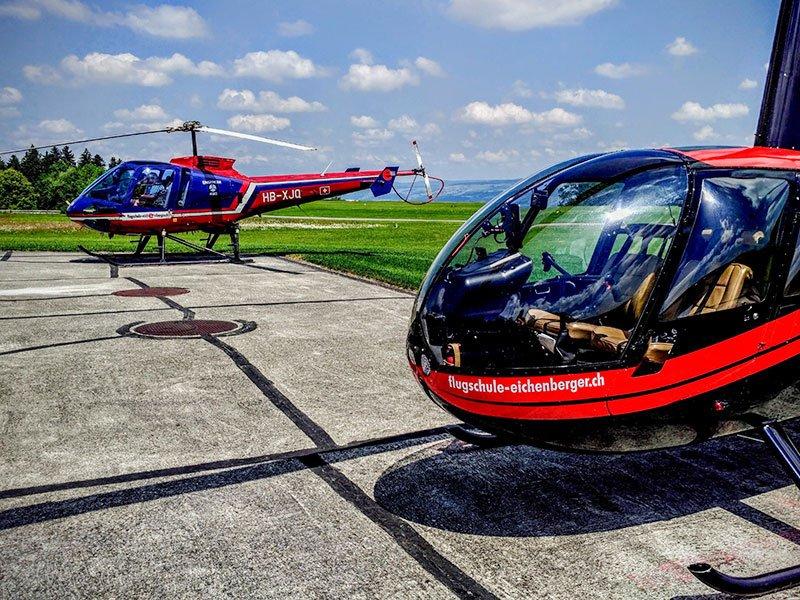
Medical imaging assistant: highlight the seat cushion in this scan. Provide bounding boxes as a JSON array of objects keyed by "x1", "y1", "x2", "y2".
[
  {"x1": 591, "y1": 326, "x2": 629, "y2": 353},
  {"x1": 690, "y1": 263, "x2": 753, "y2": 315},
  {"x1": 566, "y1": 322, "x2": 598, "y2": 341},
  {"x1": 527, "y1": 309, "x2": 561, "y2": 335}
]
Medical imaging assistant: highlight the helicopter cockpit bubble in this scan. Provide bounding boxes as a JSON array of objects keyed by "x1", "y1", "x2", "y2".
[
  {"x1": 410, "y1": 150, "x2": 690, "y2": 372},
  {"x1": 69, "y1": 162, "x2": 179, "y2": 214}
]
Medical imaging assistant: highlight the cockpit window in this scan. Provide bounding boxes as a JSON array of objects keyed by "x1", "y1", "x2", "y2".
[
  {"x1": 131, "y1": 167, "x2": 175, "y2": 208},
  {"x1": 418, "y1": 156, "x2": 689, "y2": 370},
  {"x1": 86, "y1": 166, "x2": 135, "y2": 203},
  {"x1": 449, "y1": 165, "x2": 687, "y2": 323},
  {"x1": 660, "y1": 176, "x2": 790, "y2": 320}
]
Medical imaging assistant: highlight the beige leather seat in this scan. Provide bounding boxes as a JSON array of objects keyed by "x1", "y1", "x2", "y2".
[
  {"x1": 687, "y1": 262, "x2": 752, "y2": 316},
  {"x1": 527, "y1": 308, "x2": 561, "y2": 335},
  {"x1": 587, "y1": 273, "x2": 656, "y2": 352},
  {"x1": 527, "y1": 272, "x2": 656, "y2": 353}
]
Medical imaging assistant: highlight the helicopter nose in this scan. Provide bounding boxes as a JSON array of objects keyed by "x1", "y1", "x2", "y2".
[{"x1": 66, "y1": 195, "x2": 91, "y2": 214}]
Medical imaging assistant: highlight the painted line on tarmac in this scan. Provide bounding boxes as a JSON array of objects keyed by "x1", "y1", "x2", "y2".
[
  {"x1": 125, "y1": 276, "x2": 195, "y2": 320},
  {"x1": 0, "y1": 426, "x2": 454, "y2": 500},
  {"x1": 0, "y1": 335, "x2": 123, "y2": 356},
  {"x1": 723, "y1": 501, "x2": 800, "y2": 546},
  {"x1": 0, "y1": 283, "x2": 118, "y2": 297},
  {"x1": 301, "y1": 454, "x2": 499, "y2": 600},
  {"x1": 127, "y1": 273, "x2": 497, "y2": 600},
  {"x1": 0, "y1": 296, "x2": 410, "y2": 322},
  {"x1": 1, "y1": 251, "x2": 11, "y2": 261}
]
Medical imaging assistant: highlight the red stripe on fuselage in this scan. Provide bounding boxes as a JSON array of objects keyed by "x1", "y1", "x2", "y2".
[{"x1": 416, "y1": 308, "x2": 800, "y2": 421}]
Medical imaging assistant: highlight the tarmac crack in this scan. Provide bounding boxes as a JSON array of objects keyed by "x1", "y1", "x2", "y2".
[
  {"x1": 119, "y1": 273, "x2": 494, "y2": 600},
  {"x1": 0, "y1": 335, "x2": 123, "y2": 356}
]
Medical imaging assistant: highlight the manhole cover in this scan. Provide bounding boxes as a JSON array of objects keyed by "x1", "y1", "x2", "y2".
[
  {"x1": 130, "y1": 319, "x2": 241, "y2": 338},
  {"x1": 114, "y1": 287, "x2": 189, "y2": 297}
]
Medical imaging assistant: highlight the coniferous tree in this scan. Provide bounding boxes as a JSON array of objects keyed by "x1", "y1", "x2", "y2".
[
  {"x1": 42, "y1": 146, "x2": 60, "y2": 172},
  {"x1": 108, "y1": 156, "x2": 122, "y2": 168},
  {"x1": 20, "y1": 146, "x2": 43, "y2": 185},
  {"x1": 91, "y1": 154, "x2": 105, "y2": 168},
  {"x1": 78, "y1": 148, "x2": 92, "y2": 167},
  {"x1": 0, "y1": 156, "x2": 5, "y2": 170},
  {"x1": 7, "y1": 154, "x2": 21, "y2": 171},
  {"x1": 61, "y1": 145, "x2": 76, "y2": 166}
]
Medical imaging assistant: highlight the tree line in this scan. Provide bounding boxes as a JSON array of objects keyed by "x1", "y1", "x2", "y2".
[{"x1": 0, "y1": 146, "x2": 122, "y2": 211}]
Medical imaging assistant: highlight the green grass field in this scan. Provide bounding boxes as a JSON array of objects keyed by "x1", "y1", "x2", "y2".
[{"x1": 0, "y1": 201, "x2": 482, "y2": 289}]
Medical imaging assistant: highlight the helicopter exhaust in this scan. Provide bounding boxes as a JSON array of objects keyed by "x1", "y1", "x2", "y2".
[{"x1": 755, "y1": 0, "x2": 800, "y2": 149}]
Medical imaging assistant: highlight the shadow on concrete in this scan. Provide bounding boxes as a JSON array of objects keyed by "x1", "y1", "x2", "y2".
[{"x1": 374, "y1": 424, "x2": 800, "y2": 539}]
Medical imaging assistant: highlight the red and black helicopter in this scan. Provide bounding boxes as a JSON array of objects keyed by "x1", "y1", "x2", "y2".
[
  {"x1": 1, "y1": 122, "x2": 442, "y2": 261},
  {"x1": 407, "y1": 0, "x2": 800, "y2": 595}
]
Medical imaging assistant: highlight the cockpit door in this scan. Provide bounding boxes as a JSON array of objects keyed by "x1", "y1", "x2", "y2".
[{"x1": 653, "y1": 169, "x2": 793, "y2": 358}]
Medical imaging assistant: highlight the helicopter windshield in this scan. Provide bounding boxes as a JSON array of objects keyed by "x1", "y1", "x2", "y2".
[
  {"x1": 84, "y1": 164, "x2": 175, "y2": 208},
  {"x1": 416, "y1": 151, "x2": 689, "y2": 371}
]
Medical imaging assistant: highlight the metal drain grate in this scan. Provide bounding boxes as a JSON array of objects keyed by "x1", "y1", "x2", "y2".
[
  {"x1": 114, "y1": 287, "x2": 190, "y2": 297},
  {"x1": 130, "y1": 320, "x2": 241, "y2": 338}
]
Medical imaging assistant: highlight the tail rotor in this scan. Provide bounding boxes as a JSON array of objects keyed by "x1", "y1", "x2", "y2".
[{"x1": 395, "y1": 140, "x2": 443, "y2": 205}]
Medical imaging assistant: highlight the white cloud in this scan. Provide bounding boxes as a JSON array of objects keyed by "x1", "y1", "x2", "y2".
[
  {"x1": 38, "y1": 118, "x2": 81, "y2": 135},
  {"x1": 27, "y1": 52, "x2": 223, "y2": 87},
  {"x1": 217, "y1": 88, "x2": 326, "y2": 113},
  {"x1": 554, "y1": 87, "x2": 624, "y2": 109},
  {"x1": 739, "y1": 78, "x2": 758, "y2": 90},
  {"x1": 352, "y1": 128, "x2": 395, "y2": 146},
  {"x1": 0, "y1": 86, "x2": 22, "y2": 105},
  {"x1": 388, "y1": 115, "x2": 418, "y2": 132},
  {"x1": 449, "y1": 152, "x2": 467, "y2": 162},
  {"x1": 693, "y1": 125, "x2": 716, "y2": 141},
  {"x1": 226, "y1": 113, "x2": 291, "y2": 133},
  {"x1": 2, "y1": 0, "x2": 209, "y2": 39},
  {"x1": 458, "y1": 101, "x2": 581, "y2": 127},
  {"x1": 0, "y1": 3, "x2": 41, "y2": 19},
  {"x1": 552, "y1": 127, "x2": 593, "y2": 141},
  {"x1": 123, "y1": 5, "x2": 208, "y2": 39},
  {"x1": 189, "y1": 94, "x2": 202, "y2": 108},
  {"x1": 477, "y1": 148, "x2": 519, "y2": 163},
  {"x1": 23, "y1": 64, "x2": 62, "y2": 84},
  {"x1": 277, "y1": 19, "x2": 314, "y2": 37},
  {"x1": 349, "y1": 48, "x2": 374, "y2": 65},
  {"x1": 667, "y1": 36, "x2": 697, "y2": 56},
  {"x1": 340, "y1": 63, "x2": 419, "y2": 92},
  {"x1": 672, "y1": 101, "x2": 749, "y2": 122},
  {"x1": 350, "y1": 115, "x2": 379, "y2": 128},
  {"x1": 594, "y1": 62, "x2": 646, "y2": 79},
  {"x1": 447, "y1": 0, "x2": 616, "y2": 30},
  {"x1": 232, "y1": 50, "x2": 323, "y2": 82},
  {"x1": 415, "y1": 56, "x2": 444, "y2": 77},
  {"x1": 511, "y1": 79, "x2": 534, "y2": 97},
  {"x1": 113, "y1": 104, "x2": 169, "y2": 121}
]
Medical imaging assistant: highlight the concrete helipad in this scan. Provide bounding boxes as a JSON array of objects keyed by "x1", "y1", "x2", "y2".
[{"x1": 1, "y1": 251, "x2": 800, "y2": 599}]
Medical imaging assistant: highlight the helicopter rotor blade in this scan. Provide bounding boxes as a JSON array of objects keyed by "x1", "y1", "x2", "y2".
[
  {"x1": 412, "y1": 140, "x2": 433, "y2": 199},
  {"x1": 195, "y1": 126, "x2": 317, "y2": 152},
  {"x1": 0, "y1": 127, "x2": 172, "y2": 156}
]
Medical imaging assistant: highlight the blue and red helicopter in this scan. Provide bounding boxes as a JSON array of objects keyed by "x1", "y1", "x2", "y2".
[
  {"x1": 1, "y1": 122, "x2": 442, "y2": 261},
  {"x1": 407, "y1": 0, "x2": 800, "y2": 595}
]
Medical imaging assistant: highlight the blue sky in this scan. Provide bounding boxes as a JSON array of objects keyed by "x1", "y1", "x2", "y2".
[{"x1": 0, "y1": 0, "x2": 779, "y2": 179}]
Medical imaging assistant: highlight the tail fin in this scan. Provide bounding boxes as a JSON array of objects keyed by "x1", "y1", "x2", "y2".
[
  {"x1": 756, "y1": 0, "x2": 800, "y2": 148},
  {"x1": 370, "y1": 166, "x2": 399, "y2": 197}
]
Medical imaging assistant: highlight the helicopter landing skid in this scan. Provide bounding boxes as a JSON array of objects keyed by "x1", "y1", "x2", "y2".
[
  {"x1": 689, "y1": 420, "x2": 800, "y2": 597},
  {"x1": 450, "y1": 424, "x2": 513, "y2": 448}
]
